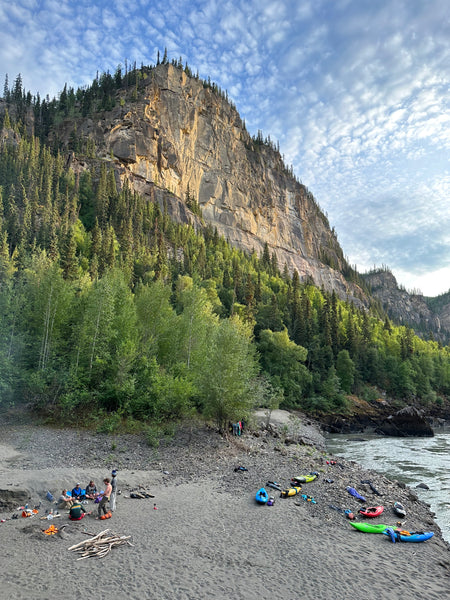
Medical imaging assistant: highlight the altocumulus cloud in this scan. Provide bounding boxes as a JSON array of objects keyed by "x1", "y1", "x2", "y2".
[{"x1": 0, "y1": 0, "x2": 449, "y2": 295}]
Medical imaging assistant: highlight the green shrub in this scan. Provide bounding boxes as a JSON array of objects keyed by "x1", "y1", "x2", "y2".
[
  {"x1": 146, "y1": 424, "x2": 161, "y2": 448},
  {"x1": 96, "y1": 411, "x2": 122, "y2": 434}
]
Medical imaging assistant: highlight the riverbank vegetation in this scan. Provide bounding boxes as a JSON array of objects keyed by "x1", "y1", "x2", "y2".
[{"x1": 1, "y1": 92, "x2": 449, "y2": 433}]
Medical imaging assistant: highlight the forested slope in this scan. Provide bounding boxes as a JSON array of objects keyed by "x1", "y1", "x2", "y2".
[{"x1": 1, "y1": 68, "x2": 449, "y2": 431}]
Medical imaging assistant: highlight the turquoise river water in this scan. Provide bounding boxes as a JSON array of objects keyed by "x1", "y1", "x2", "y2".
[{"x1": 325, "y1": 428, "x2": 450, "y2": 544}]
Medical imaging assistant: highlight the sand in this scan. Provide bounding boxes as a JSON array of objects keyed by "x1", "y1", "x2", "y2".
[{"x1": 0, "y1": 411, "x2": 449, "y2": 600}]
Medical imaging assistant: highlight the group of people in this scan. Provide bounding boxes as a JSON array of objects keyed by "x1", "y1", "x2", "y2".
[{"x1": 58, "y1": 470, "x2": 118, "y2": 521}]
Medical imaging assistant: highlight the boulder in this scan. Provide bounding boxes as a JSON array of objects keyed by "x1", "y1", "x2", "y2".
[{"x1": 376, "y1": 406, "x2": 434, "y2": 437}]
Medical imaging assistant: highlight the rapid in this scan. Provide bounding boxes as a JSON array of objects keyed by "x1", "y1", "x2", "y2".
[{"x1": 326, "y1": 427, "x2": 450, "y2": 543}]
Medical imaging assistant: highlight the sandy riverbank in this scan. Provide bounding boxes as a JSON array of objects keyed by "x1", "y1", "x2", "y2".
[{"x1": 0, "y1": 411, "x2": 449, "y2": 600}]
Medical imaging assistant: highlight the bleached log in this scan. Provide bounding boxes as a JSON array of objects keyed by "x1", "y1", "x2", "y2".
[
  {"x1": 69, "y1": 529, "x2": 132, "y2": 559},
  {"x1": 68, "y1": 529, "x2": 110, "y2": 550}
]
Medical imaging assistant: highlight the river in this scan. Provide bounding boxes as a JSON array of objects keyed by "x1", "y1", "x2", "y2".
[{"x1": 325, "y1": 428, "x2": 450, "y2": 543}]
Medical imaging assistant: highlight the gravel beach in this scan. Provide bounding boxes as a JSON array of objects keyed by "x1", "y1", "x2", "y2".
[{"x1": 0, "y1": 410, "x2": 449, "y2": 600}]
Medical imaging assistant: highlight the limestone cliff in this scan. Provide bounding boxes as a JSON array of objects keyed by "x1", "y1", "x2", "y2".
[{"x1": 53, "y1": 64, "x2": 365, "y2": 304}]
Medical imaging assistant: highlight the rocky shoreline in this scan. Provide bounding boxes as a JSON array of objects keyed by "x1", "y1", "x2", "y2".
[
  {"x1": 318, "y1": 396, "x2": 450, "y2": 436},
  {"x1": 1, "y1": 409, "x2": 448, "y2": 547}
]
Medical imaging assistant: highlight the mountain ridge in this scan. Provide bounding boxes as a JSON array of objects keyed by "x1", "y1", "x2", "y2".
[
  {"x1": 363, "y1": 269, "x2": 450, "y2": 342},
  {"x1": 1, "y1": 61, "x2": 449, "y2": 342},
  {"x1": 48, "y1": 63, "x2": 367, "y2": 307}
]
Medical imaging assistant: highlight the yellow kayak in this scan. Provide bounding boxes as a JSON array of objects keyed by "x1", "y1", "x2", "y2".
[
  {"x1": 280, "y1": 485, "x2": 302, "y2": 498},
  {"x1": 291, "y1": 473, "x2": 317, "y2": 484}
]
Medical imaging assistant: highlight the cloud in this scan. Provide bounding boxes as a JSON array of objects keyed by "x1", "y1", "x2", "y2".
[{"x1": 0, "y1": 0, "x2": 448, "y2": 295}]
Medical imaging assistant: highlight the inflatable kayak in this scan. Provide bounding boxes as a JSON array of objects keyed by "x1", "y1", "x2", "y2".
[
  {"x1": 358, "y1": 505, "x2": 384, "y2": 518},
  {"x1": 255, "y1": 488, "x2": 269, "y2": 504},
  {"x1": 383, "y1": 528, "x2": 434, "y2": 543},
  {"x1": 291, "y1": 473, "x2": 318, "y2": 485},
  {"x1": 350, "y1": 522, "x2": 392, "y2": 534},
  {"x1": 280, "y1": 485, "x2": 302, "y2": 498},
  {"x1": 393, "y1": 502, "x2": 406, "y2": 518}
]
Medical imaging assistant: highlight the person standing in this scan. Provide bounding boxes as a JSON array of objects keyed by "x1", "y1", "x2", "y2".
[
  {"x1": 97, "y1": 477, "x2": 112, "y2": 519},
  {"x1": 110, "y1": 469, "x2": 118, "y2": 511}
]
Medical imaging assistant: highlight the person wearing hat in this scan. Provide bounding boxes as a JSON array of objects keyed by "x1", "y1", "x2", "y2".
[
  {"x1": 110, "y1": 470, "x2": 118, "y2": 512},
  {"x1": 71, "y1": 483, "x2": 85, "y2": 501}
]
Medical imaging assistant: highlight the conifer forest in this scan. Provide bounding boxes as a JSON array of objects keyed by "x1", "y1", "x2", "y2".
[{"x1": 1, "y1": 65, "x2": 449, "y2": 434}]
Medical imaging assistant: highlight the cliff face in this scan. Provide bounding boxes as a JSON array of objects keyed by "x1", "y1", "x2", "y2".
[
  {"x1": 363, "y1": 270, "x2": 450, "y2": 343},
  {"x1": 54, "y1": 64, "x2": 365, "y2": 304}
]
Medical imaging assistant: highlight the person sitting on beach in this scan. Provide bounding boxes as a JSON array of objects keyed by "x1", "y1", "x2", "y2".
[
  {"x1": 97, "y1": 477, "x2": 112, "y2": 519},
  {"x1": 85, "y1": 480, "x2": 97, "y2": 499},
  {"x1": 71, "y1": 483, "x2": 85, "y2": 501},
  {"x1": 69, "y1": 500, "x2": 91, "y2": 521},
  {"x1": 58, "y1": 489, "x2": 74, "y2": 509}
]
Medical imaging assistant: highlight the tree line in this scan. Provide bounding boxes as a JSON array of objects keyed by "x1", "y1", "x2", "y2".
[{"x1": 1, "y1": 94, "x2": 449, "y2": 434}]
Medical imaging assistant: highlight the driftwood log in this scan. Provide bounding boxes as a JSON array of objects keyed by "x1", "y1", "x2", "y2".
[{"x1": 68, "y1": 528, "x2": 133, "y2": 560}]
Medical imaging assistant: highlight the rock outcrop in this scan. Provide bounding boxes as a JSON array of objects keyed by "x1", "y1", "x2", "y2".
[
  {"x1": 53, "y1": 64, "x2": 366, "y2": 305},
  {"x1": 375, "y1": 406, "x2": 434, "y2": 437},
  {"x1": 363, "y1": 269, "x2": 450, "y2": 343}
]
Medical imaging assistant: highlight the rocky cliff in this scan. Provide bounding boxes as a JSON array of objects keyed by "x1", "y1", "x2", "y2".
[
  {"x1": 53, "y1": 64, "x2": 366, "y2": 305},
  {"x1": 363, "y1": 269, "x2": 450, "y2": 343}
]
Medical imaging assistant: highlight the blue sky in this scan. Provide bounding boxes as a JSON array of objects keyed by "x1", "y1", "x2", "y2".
[{"x1": 1, "y1": 0, "x2": 449, "y2": 296}]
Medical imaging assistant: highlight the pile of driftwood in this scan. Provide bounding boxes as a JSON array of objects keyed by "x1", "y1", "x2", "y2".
[{"x1": 68, "y1": 529, "x2": 133, "y2": 560}]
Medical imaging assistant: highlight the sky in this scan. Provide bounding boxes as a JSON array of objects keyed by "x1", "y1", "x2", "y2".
[{"x1": 1, "y1": 0, "x2": 449, "y2": 297}]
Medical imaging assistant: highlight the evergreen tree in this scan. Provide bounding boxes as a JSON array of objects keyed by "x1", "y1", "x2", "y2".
[
  {"x1": 336, "y1": 349, "x2": 355, "y2": 393},
  {"x1": 262, "y1": 242, "x2": 271, "y2": 269},
  {"x1": 61, "y1": 229, "x2": 78, "y2": 280},
  {"x1": 3, "y1": 74, "x2": 9, "y2": 102}
]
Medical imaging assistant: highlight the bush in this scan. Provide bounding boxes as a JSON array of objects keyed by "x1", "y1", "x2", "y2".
[
  {"x1": 361, "y1": 385, "x2": 379, "y2": 403},
  {"x1": 146, "y1": 424, "x2": 161, "y2": 448},
  {"x1": 302, "y1": 395, "x2": 333, "y2": 413},
  {"x1": 96, "y1": 411, "x2": 122, "y2": 433}
]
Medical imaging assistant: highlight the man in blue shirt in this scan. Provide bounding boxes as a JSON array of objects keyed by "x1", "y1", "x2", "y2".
[{"x1": 71, "y1": 483, "x2": 85, "y2": 501}]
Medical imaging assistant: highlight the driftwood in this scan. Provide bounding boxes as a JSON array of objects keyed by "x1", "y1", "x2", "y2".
[{"x1": 68, "y1": 528, "x2": 133, "y2": 560}]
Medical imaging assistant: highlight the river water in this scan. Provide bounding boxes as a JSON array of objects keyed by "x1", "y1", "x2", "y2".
[{"x1": 325, "y1": 428, "x2": 450, "y2": 543}]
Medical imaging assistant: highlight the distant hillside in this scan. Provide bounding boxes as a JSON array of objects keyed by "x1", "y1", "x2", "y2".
[{"x1": 362, "y1": 269, "x2": 450, "y2": 344}]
